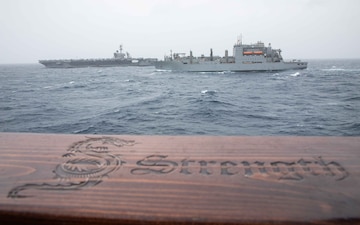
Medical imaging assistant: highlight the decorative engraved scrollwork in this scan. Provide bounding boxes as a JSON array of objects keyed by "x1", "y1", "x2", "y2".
[{"x1": 8, "y1": 137, "x2": 136, "y2": 198}]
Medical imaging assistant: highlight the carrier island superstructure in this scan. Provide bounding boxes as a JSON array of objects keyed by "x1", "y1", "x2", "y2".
[
  {"x1": 39, "y1": 45, "x2": 157, "y2": 68},
  {"x1": 155, "y1": 38, "x2": 307, "y2": 72}
]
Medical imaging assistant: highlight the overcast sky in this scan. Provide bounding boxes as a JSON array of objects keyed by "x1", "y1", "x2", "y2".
[{"x1": 1, "y1": 0, "x2": 360, "y2": 64}]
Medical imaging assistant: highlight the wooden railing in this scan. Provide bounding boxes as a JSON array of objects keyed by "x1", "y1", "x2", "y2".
[{"x1": 0, "y1": 133, "x2": 359, "y2": 224}]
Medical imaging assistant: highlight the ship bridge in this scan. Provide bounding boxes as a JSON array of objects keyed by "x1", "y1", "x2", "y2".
[{"x1": 233, "y1": 41, "x2": 283, "y2": 63}]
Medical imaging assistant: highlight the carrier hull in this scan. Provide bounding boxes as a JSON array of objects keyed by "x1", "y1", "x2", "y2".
[{"x1": 39, "y1": 58, "x2": 156, "y2": 68}]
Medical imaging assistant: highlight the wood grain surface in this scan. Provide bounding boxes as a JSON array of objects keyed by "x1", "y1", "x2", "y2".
[{"x1": 0, "y1": 132, "x2": 359, "y2": 224}]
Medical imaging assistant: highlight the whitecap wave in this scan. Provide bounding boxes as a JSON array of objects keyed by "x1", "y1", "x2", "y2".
[
  {"x1": 321, "y1": 67, "x2": 360, "y2": 72},
  {"x1": 201, "y1": 90, "x2": 218, "y2": 95},
  {"x1": 155, "y1": 69, "x2": 172, "y2": 72},
  {"x1": 322, "y1": 68, "x2": 346, "y2": 71},
  {"x1": 290, "y1": 72, "x2": 300, "y2": 77}
]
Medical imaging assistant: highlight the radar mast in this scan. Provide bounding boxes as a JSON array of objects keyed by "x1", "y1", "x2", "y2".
[{"x1": 237, "y1": 34, "x2": 243, "y2": 45}]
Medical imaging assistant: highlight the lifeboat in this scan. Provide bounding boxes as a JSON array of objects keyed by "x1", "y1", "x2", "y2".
[{"x1": 243, "y1": 51, "x2": 263, "y2": 55}]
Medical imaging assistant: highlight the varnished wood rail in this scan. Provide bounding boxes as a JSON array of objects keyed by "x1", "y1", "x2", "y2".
[{"x1": 0, "y1": 132, "x2": 359, "y2": 224}]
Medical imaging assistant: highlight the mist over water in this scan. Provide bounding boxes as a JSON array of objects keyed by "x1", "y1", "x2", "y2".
[{"x1": 1, "y1": 59, "x2": 359, "y2": 136}]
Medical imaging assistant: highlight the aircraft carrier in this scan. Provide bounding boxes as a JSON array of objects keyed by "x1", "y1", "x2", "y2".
[{"x1": 39, "y1": 45, "x2": 157, "y2": 68}]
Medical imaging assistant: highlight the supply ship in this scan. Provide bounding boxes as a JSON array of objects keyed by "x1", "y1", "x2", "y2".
[
  {"x1": 155, "y1": 38, "x2": 307, "y2": 72},
  {"x1": 39, "y1": 45, "x2": 157, "y2": 68}
]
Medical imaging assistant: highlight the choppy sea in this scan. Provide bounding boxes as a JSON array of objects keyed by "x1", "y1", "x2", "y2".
[{"x1": 1, "y1": 59, "x2": 359, "y2": 136}]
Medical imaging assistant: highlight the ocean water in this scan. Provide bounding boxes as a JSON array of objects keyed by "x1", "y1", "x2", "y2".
[{"x1": 1, "y1": 59, "x2": 359, "y2": 136}]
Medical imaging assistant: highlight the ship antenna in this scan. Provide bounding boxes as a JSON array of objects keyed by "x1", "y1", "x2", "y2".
[
  {"x1": 237, "y1": 34, "x2": 243, "y2": 45},
  {"x1": 119, "y1": 45, "x2": 123, "y2": 53}
]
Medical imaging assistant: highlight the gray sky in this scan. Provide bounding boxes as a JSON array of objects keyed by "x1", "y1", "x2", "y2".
[{"x1": 1, "y1": 0, "x2": 360, "y2": 64}]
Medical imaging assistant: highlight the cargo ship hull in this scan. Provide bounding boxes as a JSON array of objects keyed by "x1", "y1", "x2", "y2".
[{"x1": 155, "y1": 61, "x2": 307, "y2": 72}]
